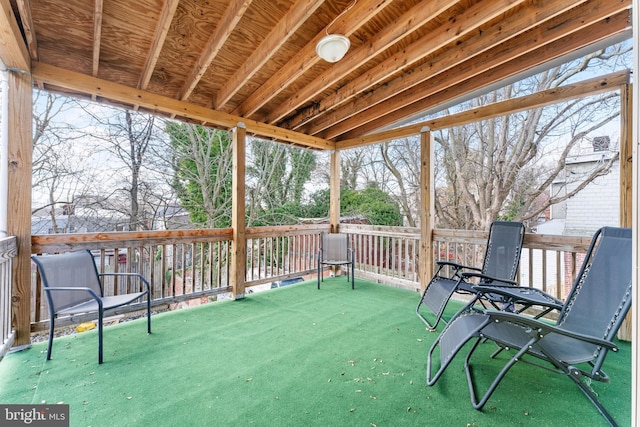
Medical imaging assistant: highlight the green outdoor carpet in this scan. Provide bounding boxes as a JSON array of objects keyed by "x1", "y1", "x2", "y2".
[{"x1": 0, "y1": 278, "x2": 630, "y2": 426}]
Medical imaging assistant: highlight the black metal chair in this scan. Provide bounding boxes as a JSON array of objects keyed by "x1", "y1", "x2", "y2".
[
  {"x1": 416, "y1": 221, "x2": 525, "y2": 330},
  {"x1": 32, "y1": 250, "x2": 151, "y2": 364},
  {"x1": 426, "y1": 227, "x2": 632, "y2": 427},
  {"x1": 317, "y1": 233, "x2": 354, "y2": 289}
]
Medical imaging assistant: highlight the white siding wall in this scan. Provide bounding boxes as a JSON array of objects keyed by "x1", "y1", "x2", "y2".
[{"x1": 563, "y1": 155, "x2": 620, "y2": 236}]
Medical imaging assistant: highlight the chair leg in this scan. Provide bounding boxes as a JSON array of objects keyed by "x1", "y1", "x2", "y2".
[
  {"x1": 351, "y1": 261, "x2": 354, "y2": 289},
  {"x1": 147, "y1": 295, "x2": 151, "y2": 334},
  {"x1": 567, "y1": 367, "x2": 618, "y2": 427},
  {"x1": 46, "y1": 316, "x2": 55, "y2": 361},
  {"x1": 464, "y1": 334, "x2": 535, "y2": 410},
  {"x1": 98, "y1": 309, "x2": 104, "y2": 364}
]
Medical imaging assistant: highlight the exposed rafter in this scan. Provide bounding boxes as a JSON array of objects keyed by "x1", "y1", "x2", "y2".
[
  {"x1": 231, "y1": 0, "x2": 395, "y2": 118},
  {"x1": 285, "y1": 0, "x2": 530, "y2": 132},
  {"x1": 15, "y1": 0, "x2": 37, "y2": 61},
  {"x1": 214, "y1": 0, "x2": 324, "y2": 110},
  {"x1": 138, "y1": 0, "x2": 179, "y2": 90},
  {"x1": 92, "y1": 0, "x2": 103, "y2": 77},
  {"x1": 327, "y1": 0, "x2": 631, "y2": 140},
  {"x1": 335, "y1": 70, "x2": 630, "y2": 150},
  {"x1": 177, "y1": 0, "x2": 253, "y2": 101}
]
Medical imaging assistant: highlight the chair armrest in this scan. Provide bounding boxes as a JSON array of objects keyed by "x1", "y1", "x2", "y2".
[
  {"x1": 474, "y1": 285, "x2": 563, "y2": 310},
  {"x1": 460, "y1": 272, "x2": 519, "y2": 286},
  {"x1": 483, "y1": 310, "x2": 617, "y2": 350},
  {"x1": 99, "y1": 273, "x2": 151, "y2": 292},
  {"x1": 435, "y1": 261, "x2": 480, "y2": 272}
]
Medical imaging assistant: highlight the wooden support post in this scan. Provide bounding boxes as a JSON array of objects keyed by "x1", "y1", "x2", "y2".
[
  {"x1": 6, "y1": 70, "x2": 32, "y2": 347},
  {"x1": 231, "y1": 123, "x2": 246, "y2": 299},
  {"x1": 329, "y1": 150, "x2": 340, "y2": 233},
  {"x1": 419, "y1": 128, "x2": 433, "y2": 292},
  {"x1": 618, "y1": 83, "x2": 632, "y2": 341}
]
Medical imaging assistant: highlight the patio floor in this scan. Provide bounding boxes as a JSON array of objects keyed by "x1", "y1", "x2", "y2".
[{"x1": 0, "y1": 278, "x2": 630, "y2": 426}]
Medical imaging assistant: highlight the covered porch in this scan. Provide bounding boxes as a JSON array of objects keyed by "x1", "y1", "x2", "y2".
[{"x1": 0, "y1": 0, "x2": 639, "y2": 424}]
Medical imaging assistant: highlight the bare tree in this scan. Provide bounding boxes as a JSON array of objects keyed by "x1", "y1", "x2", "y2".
[
  {"x1": 84, "y1": 108, "x2": 162, "y2": 231},
  {"x1": 370, "y1": 44, "x2": 630, "y2": 230},
  {"x1": 31, "y1": 91, "x2": 102, "y2": 233}
]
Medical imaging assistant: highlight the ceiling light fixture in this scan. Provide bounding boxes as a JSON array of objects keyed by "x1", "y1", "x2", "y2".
[{"x1": 316, "y1": 1, "x2": 357, "y2": 63}]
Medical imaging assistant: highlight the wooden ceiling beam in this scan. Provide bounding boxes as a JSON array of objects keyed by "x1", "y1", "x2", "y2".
[
  {"x1": 337, "y1": 10, "x2": 631, "y2": 141},
  {"x1": 285, "y1": 0, "x2": 530, "y2": 132},
  {"x1": 15, "y1": 0, "x2": 37, "y2": 61},
  {"x1": 310, "y1": 0, "x2": 600, "y2": 139},
  {"x1": 0, "y1": 0, "x2": 29, "y2": 70},
  {"x1": 261, "y1": 0, "x2": 464, "y2": 125},
  {"x1": 32, "y1": 62, "x2": 334, "y2": 151},
  {"x1": 335, "y1": 71, "x2": 630, "y2": 150},
  {"x1": 177, "y1": 0, "x2": 253, "y2": 101},
  {"x1": 92, "y1": 0, "x2": 103, "y2": 77},
  {"x1": 214, "y1": 0, "x2": 324, "y2": 110},
  {"x1": 232, "y1": 0, "x2": 394, "y2": 118},
  {"x1": 137, "y1": 0, "x2": 179, "y2": 90},
  {"x1": 323, "y1": 0, "x2": 630, "y2": 140}
]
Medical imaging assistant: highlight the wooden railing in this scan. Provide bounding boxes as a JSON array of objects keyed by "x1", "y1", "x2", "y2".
[
  {"x1": 341, "y1": 224, "x2": 593, "y2": 300},
  {"x1": 29, "y1": 224, "x2": 592, "y2": 332},
  {"x1": 30, "y1": 225, "x2": 329, "y2": 331},
  {"x1": 0, "y1": 236, "x2": 17, "y2": 360},
  {"x1": 340, "y1": 224, "x2": 421, "y2": 289}
]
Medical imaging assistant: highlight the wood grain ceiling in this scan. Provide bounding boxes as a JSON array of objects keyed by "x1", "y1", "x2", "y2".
[{"x1": 8, "y1": 0, "x2": 633, "y2": 148}]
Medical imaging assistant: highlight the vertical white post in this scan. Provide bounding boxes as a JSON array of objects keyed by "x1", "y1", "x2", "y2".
[
  {"x1": 631, "y1": 0, "x2": 639, "y2": 423},
  {"x1": 0, "y1": 70, "x2": 8, "y2": 237}
]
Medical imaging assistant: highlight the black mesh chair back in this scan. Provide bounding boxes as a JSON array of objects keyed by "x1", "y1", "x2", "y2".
[
  {"x1": 480, "y1": 221, "x2": 526, "y2": 281},
  {"x1": 35, "y1": 250, "x2": 104, "y2": 313}
]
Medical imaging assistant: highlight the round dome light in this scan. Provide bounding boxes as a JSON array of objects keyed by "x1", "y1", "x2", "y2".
[{"x1": 316, "y1": 34, "x2": 351, "y2": 63}]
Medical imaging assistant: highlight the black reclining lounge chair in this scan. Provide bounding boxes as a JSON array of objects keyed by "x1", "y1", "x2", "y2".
[
  {"x1": 426, "y1": 227, "x2": 631, "y2": 426},
  {"x1": 416, "y1": 221, "x2": 525, "y2": 330}
]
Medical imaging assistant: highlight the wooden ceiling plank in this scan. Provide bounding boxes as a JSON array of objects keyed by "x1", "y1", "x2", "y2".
[
  {"x1": 138, "y1": 0, "x2": 179, "y2": 90},
  {"x1": 0, "y1": 0, "x2": 29, "y2": 70},
  {"x1": 336, "y1": 71, "x2": 630, "y2": 150},
  {"x1": 214, "y1": 0, "x2": 325, "y2": 110},
  {"x1": 321, "y1": 0, "x2": 629, "y2": 140},
  {"x1": 177, "y1": 0, "x2": 254, "y2": 101},
  {"x1": 306, "y1": 0, "x2": 593, "y2": 137},
  {"x1": 92, "y1": 0, "x2": 103, "y2": 77},
  {"x1": 286, "y1": 0, "x2": 529, "y2": 132},
  {"x1": 261, "y1": 0, "x2": 465, "y2": 125},
  {"x1": 337, "y1": 11, "x2": 631, "y2": 141},
  {"x1": 232, "y1": 0, "x2": 394, "y2": 118},
  {"x1": 31, "y1": 62, "x2": 334, "y2": 151},
  {"x1": 15, "y1": 0, "x2": 37, "y2": 61}
]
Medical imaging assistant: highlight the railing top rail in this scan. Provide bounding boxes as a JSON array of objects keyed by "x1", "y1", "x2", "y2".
[
  {"x1": 340, "y1": 224, "x2": 420, "y2": 239},
  {"x1": 32, "y1": 228, "x2": 234, "y2": 253},
  {"x1": 246, "y1": 224, "x2": 329, "y2": 238}
]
